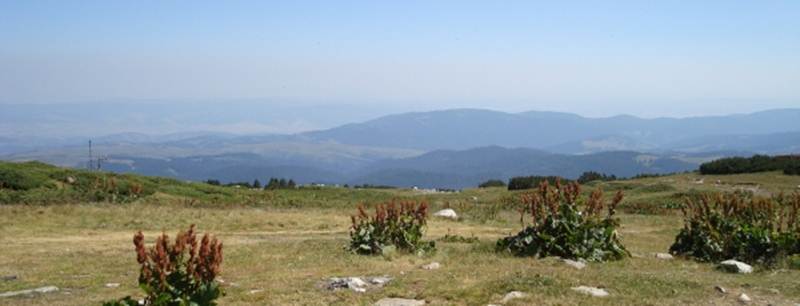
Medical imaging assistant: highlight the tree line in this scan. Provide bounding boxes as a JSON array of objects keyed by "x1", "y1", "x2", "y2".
[
  {"x1": 205, "y1": 177, "x2": 297, "y2": 189},
  {"x1": 699, "y1": 155, "x2": 800, "y2": 175}
]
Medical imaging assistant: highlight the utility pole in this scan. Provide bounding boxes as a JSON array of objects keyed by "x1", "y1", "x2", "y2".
[{"x1": 88, "y1": 140, "x2": 93, "y2": 171}]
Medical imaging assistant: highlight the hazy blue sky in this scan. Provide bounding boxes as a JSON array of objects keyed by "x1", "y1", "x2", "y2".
[{"x1": 1, "y1": 1, "x2": 798, "y2": 117}]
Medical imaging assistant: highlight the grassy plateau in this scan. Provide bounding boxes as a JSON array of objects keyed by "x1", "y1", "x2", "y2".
[{"x1": 1, "y1": 161, "x2": 799, "y2": 305}]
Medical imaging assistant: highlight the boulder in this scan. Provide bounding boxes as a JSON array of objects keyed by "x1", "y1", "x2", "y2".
[
  {"x1": 719, "y1": 260, "x2": 753, "y2": 274},
  {"x1": 501, "y1": 291, "x2": 527, "y2": 303},
  {"x1": 374, "y1": 298, "x2": 426, "y2": 306},
  {"x1": 563, "y1": 258, "x2": 586, "y2": 269},
  {"x1": 571, "y1": 286, "x2": 609, "y2": 297},
  {"x1": 433, "y1": 209, "x2": 458, "y2": 220},
  {"x1": 738, "y1": 293, "x2": 751, "y2": 303},
  {"x1": 422, "y1": 262, "x2": 441, "y2": 270},
  {"x1": 654, "y1": 253, "x2": 674, "y2": 260}
]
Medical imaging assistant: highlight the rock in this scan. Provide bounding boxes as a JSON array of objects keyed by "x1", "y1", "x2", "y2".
[
  {"x1": 715, "y1": 285, "x2": 727, "y2": 294},
  {"x1": 719, "y1": 260, "x2": 753, "y2": 274},
  {"x1": 248, "y1": 289, "x2": 264, "y2": 294},
  {"x1": 0, "y1": 286, "x2": 59, "y2": 298},
  {"x1": 654, "y1": 253, "x2": 674, "y2": 260},
  {"x1": 471, "y1": 196, "x2": 478, "y2": 201},
  {"x1": 104, "y1": 283, "x2": 120, "y2": 288},
  {"x1": 369, "y1": 276, "x2": 392, "y2": 285},
  {"x1": 1, "y1": 275, "x2": 17, "y2": 282},
  {"x1": 325, "y1": 276, "x2": 392, "y2": 293},
  {"x1": 563, "y1": 259, "x2": 586, "y2": 269},
  {"x1": 374, "y1": 298, "x2": 426, "y2": 306},
  {"x1": 738, "y1": 293, "x2": 751, "y2": 303},
  {"x1": 433, "y1": 209, "x2": 458, "y2": 220},
  {"x1": 501, "y1": 291, "x2": 527, "y2": 303},
  {"x1": 422, "y1": 262, "x2": 441, "y2": 270},
  {"x1": 571, "y1": 286, "x2": 609, "y2": 297},
  {"x1": 66, "y1": 176, "x2": 76, "y2": 184}
]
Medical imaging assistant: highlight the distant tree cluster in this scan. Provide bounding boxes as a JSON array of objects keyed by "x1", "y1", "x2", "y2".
[
  {"x1": 507, "y1": 176, "x2": 570, "y2": 191},
  {"x1": 478, "y1": 179, "x2": 506, "y2": 188},
  {"x1": 204, "y1": 178, "x2": 297, "y2": 189},
  {"x1": 576, "y1": 171, "x2": 617, "y2": 184},
  {"x1": 699, "y1": 155, "x2": 800, "y2": 175},
  {"x1": 264, "y1": 177, "x2": 296, "y2": 189}
]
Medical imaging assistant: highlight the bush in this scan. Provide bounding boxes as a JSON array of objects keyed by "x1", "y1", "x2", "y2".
[
  {"x1": 0, "y1": 166, "x2": 51, "y2": 191},
  {"x1": 670, "y1": 192, "x2": 800, "y2": 266},
  {"x1": 478, "y1": 179, "x2": 506, "y2": 188},
  {"x1": 496, "y1": 181, "x2": 629, "y2": 262},
  {"x1": 105, "y1": 225, "x2": 224, "y2": 306},
  {"x1": 349, "y1": 200, "x2": 435, "y2": 255}
]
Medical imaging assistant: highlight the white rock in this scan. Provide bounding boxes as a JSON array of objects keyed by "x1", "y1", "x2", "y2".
[
  {"x1": 719, "y1": 260, "x2": 753, "y2": 274},
  {"x1": 714, "y1": 285, "x2": 727, "y2": 294},
  {"x1": 374, "y1": 298, "x2": 426, "y2": 306},
  {"x1": 563, "y1": 259, "x2": 586, "y2": 269},
  {"x1": 369, "y1": 276, "x2": 392, "y2": 286},
  {"x1": 738, "y1": 293, "x2": 751, "y2": 303},
  {"x1": 433, "y1": 209, "x2": 458, "y2": 220},
  {"x1": 0, "y1": 286, "x2": 59, "y2": 298},
  {"x1": 571, "y1": 286, "x2": 609, "y2": 297},
  {"x1": 654, "y1": 253, "x2": 674, "y2": 260},
  {"x1": 422, "y1": 262, "x2": 441, "y2": 270},
  {"x1": 248, "y1": 289, "x2": 264, "y2": 294},
  {"x1": 105, "y1": 283, "x2": 120, "y2": 288},
  {"x1": 501, "y1": 291, "x2": 527, "y2": 303}
]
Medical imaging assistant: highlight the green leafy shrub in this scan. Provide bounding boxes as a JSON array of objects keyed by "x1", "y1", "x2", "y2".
[
  {"x1": 0, "y1": 164, "x2": 52, "y2": 191},
  {"x1": 670, "y1": 192, "x2": 800, "y2": 266},
  {"x1": 105, "y1": 225, "x2": 225, "y2": 306},
  {"x1": 497, "y1": 181, "x2": 629, "y2": 262},
  {"x1": 349, "y1": 200, "x2": 435, "y2": 255}
]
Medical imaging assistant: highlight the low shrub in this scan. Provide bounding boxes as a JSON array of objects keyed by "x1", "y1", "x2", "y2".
[
  {"x1": 670, "y1": 192, "x2": 800, "y2": 266},
  {"x1": 496, "y1": 181, "x2": 628, "y2": 262},
  {"x1": 104, "y1": 225, "x2": 224, "y2": 306},
  {"x1": 349, "y1": 200, "x2": 435, "y2": 255}
]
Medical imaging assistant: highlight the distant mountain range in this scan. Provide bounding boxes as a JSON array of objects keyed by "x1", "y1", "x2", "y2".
[
  {"x1": 301, "y1": 108, "x2": 800, "y2": 153},
  {"x1": 2, "y1": 108, "x2": 798, "y2": 188}
]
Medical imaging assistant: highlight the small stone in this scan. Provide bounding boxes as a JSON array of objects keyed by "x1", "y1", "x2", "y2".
[
  {"x1": 654, "y1": 253, "x2": 674, "y2": 260},
  {"x1": 374, "y1": 298, "x2": 426, "y2": 306},
  {"x1": 719, "y1": 260, "x2": 753, "y2": 274},
  {"x1": 738, "y1": 293, "x2": 751, "y2": 303},
  {"x1": 563, "y1": 259, "x2": 586, "y2": 269},
  {"x1": 571, "y1": 286, "x2": 609, "y2": 297},
  {"x1": 0, "y1": 286, "x2": 59, "y2": 298},
  {"x1": 104, "y1": 283, "x2": 120, "y2": 288},
  {"x1": 66, "y1": 176, "x2": 76, "y2": 184},
  {"x1": 368, "y1": 276, "x2": 392, "y2": 286},
  {"x1": 433, "y1": 209, "x2": 458, "y2": 220},
  {"x1": 715, "y1": 285, "x2": 727, "y2": 294},
  {"x1": 422, "y1": 262, "x2": 441, "y2": 270},
  {"x1": 248, "y1": 289, "x2": 264, "y2": 294},
  {"x1": 501, "y1": 291, "x2": 527, "y2": 303}
]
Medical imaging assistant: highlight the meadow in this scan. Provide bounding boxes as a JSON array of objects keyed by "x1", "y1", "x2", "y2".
[{"x1": 1, "y1": 162, "x2": 799, "y2": 305}]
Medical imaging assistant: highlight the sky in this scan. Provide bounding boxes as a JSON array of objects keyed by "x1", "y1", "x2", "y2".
[{"x1": 1, "y1": 1, "x2": 799, "y2": 118}]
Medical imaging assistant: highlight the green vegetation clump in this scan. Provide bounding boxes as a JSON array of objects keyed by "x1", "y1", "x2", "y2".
[
  {"x1": 497, "y1": 181, "x2": 629, "y2": 262},
  {"x1": 699, "y1": 154, "x2": 800, "y2": 175},
  {"x1": 105, "y1": 225, "x2": 224, "y2": 306},
  {"x1": 349, "y1": 200, "x2": 435, "y2": 255},
  {"x1": 478, "y1": 179, "x2": 506, "y2": 188},
  {"x1": 507, "y1": 175, "x2": 570, "y2": 191},
  {"x1": 670, "y1": 192, "x2": 800, "y2": 266},
  {"x1": 439, "y1": 234, "x2": 480, "y2": 244}
]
